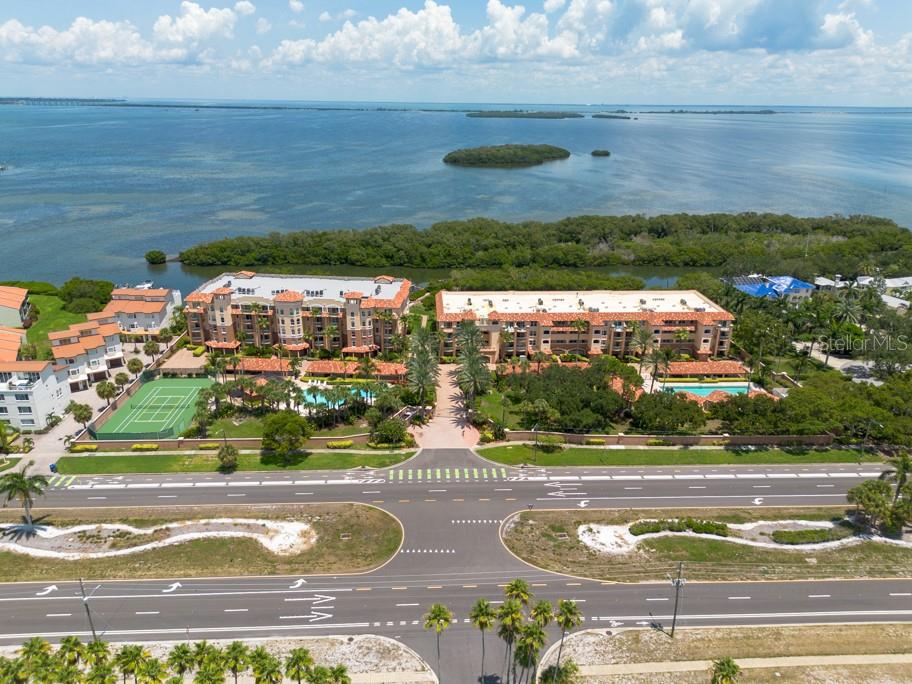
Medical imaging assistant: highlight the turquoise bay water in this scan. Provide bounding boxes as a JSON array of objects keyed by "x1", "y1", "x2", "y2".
[
  {"x1": 0, "y1": 100, "x2": 910, "y2": 291},
  {"x1": 661, "y1": 383, "x2": 750, "y2": 397}
]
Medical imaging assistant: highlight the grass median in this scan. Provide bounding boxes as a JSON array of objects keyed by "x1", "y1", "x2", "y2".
[
  {"x1": 0, "y1": 457, "x2": 21, "y2": 472},
  {"x1": 55, "y1": 450, "x2": 415, "y2": 474},
  {"x1": 0, "y1": 503, "x2": 401, "y2": 582},
  {"x1": 503, "y1": 507, "x2": 912, "y2": 582},
  {"x1": 479, "y1": 444, "x2": 880, "y2": 466}
]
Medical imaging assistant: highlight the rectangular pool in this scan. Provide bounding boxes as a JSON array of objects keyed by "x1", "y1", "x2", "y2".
[{"x1": 660, "y1": 383, "x2": 750, "y2": 397}]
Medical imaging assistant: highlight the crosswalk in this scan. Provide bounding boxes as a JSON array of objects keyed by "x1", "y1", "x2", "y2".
[
  {"x1": 47, "y1": 475, "x2": 77, "y2": 488},
  {"x1": 389, "y1": 467, "x2": 510, "y2": 482}
]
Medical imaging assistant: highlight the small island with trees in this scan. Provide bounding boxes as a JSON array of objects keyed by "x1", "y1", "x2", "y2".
[
  {"x1": 591, "y1": 149, "x2": 611, "y2": 157},
  {"x1": 443, "y1": 144, "x2": 571, "y2": 168},
  {"x1": 593, "y1": 113, "x2": 631, "y2": 120},
  {"x1": 466, "y1": 111, "x2": 583, "y2": 119}
]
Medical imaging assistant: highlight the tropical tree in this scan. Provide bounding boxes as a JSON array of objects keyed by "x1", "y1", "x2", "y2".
[
  {"x1": 531, "y1": 351, "x2": 549, "y2": 374},
  {"x1": 324, "y1": 324, "x2": 339, "y2": 352},
  {"x1": 882, "y1": 452, "x2": 912, "y2": 504},
  {"x1": 646, "y1": 348, "x2": 672, "y2": 392},
  {"x1": 631, "y1": 322, "x2": 654, "y2": 373},
  {"x1": 328, "y1": 664, "x2": 351, "y2": 684},
  {"x1": 710, "y1": 657, "x2": 741, "y2": 684},
  {"x1": 18, "y1": 637, "x2": 53, "y2": 671},
  {"x1": 217, "y1": 443, "x2": 239, "y2": 473},
  {"x1": 166, "y1": 644, "x2": 194, "y2": 681},
  {"x1": 86, "y1": 662, "x2": 118, "y2": 684},
  {"x1": 469, "y1": 598, "x2": 496, "y2": 683},
  {"x1": 570, "y1": 318, "x2": 588, "y2": 353},
  {"x1": 58, "y1": 636, "x2": 86, "y2": 668},
  {"x1": 114, "y1": 644, "x2": 149, "y2": 684},
  {"x1": 423, "y1": 603, "x2": 453, "y2": 681},
  {"x1": 504, "y1": 578, "x2": 532, "y2": 606},
  {"x1": 67, "y1": 401, "x2": 94, "y2": 430},
  {"x1": 0, "y1": 462, "x2": 48, "y2": 526},
  {"x1": 143, "y1": 340, "x2": 161, "y2": 360},
  {"x1": 284, "y1": 648, "x2": 314, "y2": 684},
  {"x1": 516, "y1": 622, "x2": 546, "y2": 684},
  {"x1": 0, "y1": 424, "x2": 14, "y2": 456},
  {"x1": 496, "y1": 599, "x2": 524, "y2": 684},
  {"x1": 222, "y1": 642, "x2": 248, "y2": 684},
  {"x1": 355, "y1": 355, "x2": 377, "y2": 380},
  {"x1": 251, "y1": 654, "x2": 283, "y2": 684},
  {"x1": 554, "y1": 599, "x2": 583, "y2": 670},
  {"x1": 261, "y1": 410, "x2": 314, "y2": 465},
  {"x1": 531, "y1": 599, "x2": 553, "y2": 628},
  {"x1": 500, "y1": 328, "x2": 515, "y2": 357},
  {"x1": 95, "y1": 381, "x2": 116, "y2": 406},
  {"x1": 127, "y1": 356, "x2": 143, "y2": 378},
  {"x1": 136, "y1": 657, "x2": 168, "y2": 684},
  {"x1": 85, "y1": 641, "x2": 111, "y2": 669},
  {"x1": 114, "y1": 372, "x2": 131, "y2": 392}
]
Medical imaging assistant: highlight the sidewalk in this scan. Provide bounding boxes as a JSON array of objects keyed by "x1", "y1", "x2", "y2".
[
  {"x1": 578, "y1": 652, "x2": 912, "y2": 676},
  {"x1": 410, "y1": 365, "x2": 478, "y2": 448}
]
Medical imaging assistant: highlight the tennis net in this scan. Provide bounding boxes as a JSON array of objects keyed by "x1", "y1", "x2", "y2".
[{"x1": 131, "y1": 400, "x2": 191, "y2": 410}]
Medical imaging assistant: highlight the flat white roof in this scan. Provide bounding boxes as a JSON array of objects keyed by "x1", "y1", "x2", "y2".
[
  {"x1": 439, "y1": 290, "x2": 724, "y2": 316},
  {"x1": 196, "y1": 273, "x2": 405, "y2": 303}
]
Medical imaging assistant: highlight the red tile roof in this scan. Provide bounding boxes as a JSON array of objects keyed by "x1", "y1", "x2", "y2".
[
  {"x1": 303, "y1": 360, "x2": 406, "y2": 377},
  {"x1": 274, "y1": 290, "x2": 303, "y2": 302},
  {"x1": 0, "y1": 286, "x2": 28, "y2": 310},
  {"x1": 237, "y1": 357, "x2": 291, "y2": 373},
  {"x1": 185, "y1": 292, "x2": 214, "y2": 304},
  {"x1": 667, "y1": 361, "x2": 747, "y2": 376},
  {"x1": 342, "y1": 344, "x2": 378, "y2": 353},
  {"x1": 111, "y1": 287, "x2": 171, "y2": 298},
  {"x1": 343, "y1": 291, "x2": 364, "y2": 299},
  {"x1": 361, "y1": 279, "x2": 412, "y2": 310},
  {"x1": 0, "y1": 360, "x2": 50, "y2": 373},
  {"x1": 0, "y1": 327, "x2": 25, "y2": 363},
  {"x1": 205, "y1": 340, "x2": 241, "y2": 349}
]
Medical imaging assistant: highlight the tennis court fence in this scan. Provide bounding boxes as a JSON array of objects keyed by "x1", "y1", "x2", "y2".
[{"x1": 87, "y1": 425, "x2": 175, "y2": 441}]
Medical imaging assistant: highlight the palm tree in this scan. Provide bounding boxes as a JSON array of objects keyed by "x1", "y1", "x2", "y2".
[
  {"x1": 284, "y1": 648, "x2": 314, "y2": 684},
  {"x1": 324, "y1": 324, "x2": 339, "y2": 352},
  {"x1": 114, "y1": 644, "x2": 149, "y2": 684},
  {"x1": 505, "y1": 578, "x2": 532, "y2": 606},
  {"x1": 222, "y1": 642, "x2": 248, "y2": 684},
  {"x1": 57, "y1": 636, "x2": 85, "y2": 668},
  {"x1": 127, "y1": 357, "x2": 144, "y2": 378},
  {"x1": 95, "y1": 380, "x2": 116, "y2": 406},
  {"x1": 554, "y1": 599, "x2": 582, "y2": 670},
  {"x1": 166, "y1": 644, "x2": 194, "y2": 681},
  {"x1": 531, "y1": 599, "x2": 553, "y2": 628},
  {"x1": 423, "y1": 603, "x2": 453, "y2": 681},
  {"x1": 710, "y1": 657, "x2": 741, "y2": 684},
  {"x1": 0, "y1": 462, "x2": 48, "y2": 527},
  {"x1": 355, "y1": 355, "x2": 378, "y2": 380},
  {"x1": 54, "y1": 662, "x2": 84, "y2": 683},
  {"x1": 328, "y1": 664, "x2": 351, "y2": 684},
  {"x1": 497, "y1": 599, "x2": 524, "y2": 684},
  {"x1": 631, "y1": 322, "x2": 653, "y2": 372},
  {"x1": 881, "y1": 452, "x2": 912, "y2": 504},
  {"x1": 85, "y1": 641, "x2": 111, "y2": 669},
  {"x1": 136, "y1": 658, "x2": 167, "y2": 684},
  {"x1": 570, "y1": 318, "x2": 588, "y2": 354},
  {"x1": 646, "y1": 348, "x2": 672, "y2": 392},
  {"x1": 531, "y1": 351, "x2": 549, "y2": 373},
  {"x1": 469, "y1": 598, "x2": 496, "y2": 682},
  {"x1": 307, "y1": 666, "x2": 332, "y2": 684},
  {"x1": 251, "y1": 654, "x2": 283, "y2": 684},
  {"x1": 19, "y1": 637, "x2": 52, "y2": 670},
  {"x1": 516, "y1": 622, "x2": 546, "y2": 684},
  {"x1": 500, "y1": 329, "x2": 515, "y2": 358},
  {"x1": 86, "y1": 662, "x2": 118, "y2": 684}
]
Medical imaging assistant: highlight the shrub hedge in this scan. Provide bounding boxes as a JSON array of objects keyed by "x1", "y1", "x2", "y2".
[
  {"x1": 629, "y1": 518, "x2": 730, "y2": 537},
  {"x1": 326, "y1": 440, "x2": 354, "y2": 449},
  {"x1": 69, "y1": 444, "x2": 98, "y2": 453},
  {"x1": 131, "y1": 443, "x2": 160, "y2": 451},
  {"x1": 770, "y1": 527, "x2": 851, "y2": 545}
]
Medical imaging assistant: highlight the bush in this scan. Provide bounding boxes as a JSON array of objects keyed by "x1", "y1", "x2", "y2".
[
  {"x1": 144, "y1": 250, "x2": 167, "y2": 265},
  {"x1": 771, "y1": 527, "x2": 850, "y2": 545},
  {"x1": 584, "y1": 438, "x2": 606, "y2": 445},
  {"x1": 374, "y1": 418, "x2": 408, "y2": 446},
  {"x1": 326, "y1": 440, "x2": 354, "y2": 449},
  {"x1": 646, "y1": 438, "x2": 673, "y2": 446},
  {"x1": 131, "y1": 443, "x2": 160, "y2": 451},
  {"x1": 537, "y1": 434, "x2": 565, "y2": 453},
  {"x1": 69, "y1": 444, "x2": 98, "y2": 453},
  {"x1": 217, "y1": 443, "x2": 239, "y2": 473},
  {"x1": 192, "y1": 346, "x2": 206, "y2": 357},
  {"x1": 629, "y1": 518, "x2": 730, "y2": 537},
  {"x1": 197, "y1": 443, "x2": 220, "y2": 450},
  {"x1": 479, "y1": 430, "x2": 495, "y2": 444}
]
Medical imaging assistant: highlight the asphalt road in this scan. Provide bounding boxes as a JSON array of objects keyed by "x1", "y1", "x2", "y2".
[{"x1": 4, "y1": 448, "x2": 909, "y2": 682}]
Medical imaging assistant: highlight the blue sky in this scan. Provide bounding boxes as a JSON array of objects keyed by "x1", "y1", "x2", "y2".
[{"x1": 0, "y1": 0, "x2": 909, "y2": 104}]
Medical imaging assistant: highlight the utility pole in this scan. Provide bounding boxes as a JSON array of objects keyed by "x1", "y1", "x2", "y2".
[
  {"x1": 78, "y1": 578, "x2": 99, "y2": 643},
  {"x1": 670, "y1": 562, "x2": 686, "y2": 638}
]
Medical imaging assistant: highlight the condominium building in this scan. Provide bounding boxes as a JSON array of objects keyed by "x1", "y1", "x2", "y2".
[
  {"x1": 87, "y1": 287, "x2": 182, "y2": 339},
  {"x1": 0, "y1": 360, "x2": 71, "y2": 430},
  {"x1": 0, "y1": 327, "x2": 26, "y2": 363},
  {"x1": 184, "y1": 271, "x2": 411, "y2": 355},
  {"x1": 48, "y1": 320, "x2": 124, "y2": 392},
  {"x1": 0, "y1": 286, "x2": 30, "y2": 327},
  {"x1": 435, "y1": 289, "x2": 734, "y2": 362}
]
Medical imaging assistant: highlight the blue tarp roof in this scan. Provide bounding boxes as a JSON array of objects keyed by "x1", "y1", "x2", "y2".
[{"x1": 731, "y1": 275, "x2": 814, "y2": 299}]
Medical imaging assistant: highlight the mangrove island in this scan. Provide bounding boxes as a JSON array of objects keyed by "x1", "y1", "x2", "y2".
[
  {"x1": 442, "y1": 144, "x2": 571, "y2": 168},
  {"x1": 591, "y1": 149, "x2": 612, "y2": 157}
]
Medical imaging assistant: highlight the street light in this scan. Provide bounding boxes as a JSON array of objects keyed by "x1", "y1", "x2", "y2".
[{"x1": 668, "y1": 562, "x2": 686, "y2": 638}]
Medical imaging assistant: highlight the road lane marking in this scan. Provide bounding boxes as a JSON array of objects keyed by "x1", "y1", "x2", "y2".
[
  {"x1": 890, "y1": 593, "x2": 911, "y2": 597},
  {"x1": 86, "y1": 496, "x2": 107, "y2": 500},
  {"x1": 396, "y1": 603, "x2": 419, "y2": 607},
  {"x1": 728, "y1": 596, "x2": 751, "y2": 600},
  {"x1": 224, "y1": 609, "x2": 248, "y2": 613},
  {"x1": 226, "y1": 494, "x2": 246, "y2": 497},
  {"x1": 645, "y1": 598, "x2": 668, "y2": 602},
  {"x1": 46, "y1": 613, "x2": 71, "y2": 617},
  {"x1": 135, "y1": 611, "x2": 160, "y2": 615},
  {"x1": 808, "y1": 594, "x2": 831, "y2": 598}
]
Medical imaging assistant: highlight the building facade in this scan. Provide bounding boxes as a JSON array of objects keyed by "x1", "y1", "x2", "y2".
[
  {"x1": 87, "y1": 287, "x2": 182, "y2": 339},
  {"x1": 0, "y1": 360, "x2": 71, "y2": 430},
  {"x1": 0, "y1": 286, "x2": 30, "y2": 328},
  {"x1": 48, "y1": 320, "x2": 124, "y2": 392},
  {"x1": 184, "y1": 272, "x2": 411, "y2": 355},
  {"x1": 435, "y1": 290, "x2": 734, "y2": 362}
]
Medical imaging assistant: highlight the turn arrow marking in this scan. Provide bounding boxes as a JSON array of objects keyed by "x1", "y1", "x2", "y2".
[
  {"x1": 162, "y1": 583, "x2": 182, "y2": 594},
  {"x1": 289, "y1": 579, "x2": 308, "y2": 589},
  {"x1": 35, "y1": 586, "x2": 58, "y2": 597},
  {"x1": 577, "y1": 500, "x2": 590, "y2": 508}
]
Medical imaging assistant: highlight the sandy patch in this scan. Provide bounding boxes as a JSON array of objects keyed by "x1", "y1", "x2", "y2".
[{"x1": 0, "y1": 518, "x2": 315, "y2": 560}]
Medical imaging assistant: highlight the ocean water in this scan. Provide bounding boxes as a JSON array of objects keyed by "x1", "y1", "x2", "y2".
[{"x1": 0, "y1": 100, "x2": 910, "y2": 292}]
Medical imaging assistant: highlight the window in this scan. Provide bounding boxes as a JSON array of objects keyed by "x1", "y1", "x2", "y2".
[
  {"x1": 17, "y1": 406, "x2": 32, "y2": 414},
  {"x1": 15, "y1": 393, "x2": 28, "y2": 402},
  {"x1": 0, "y1": 407, "x2": 6, "y2": 414},
  {"x1": 20, "y1": 419, "x2": 34, "y2": 426}
]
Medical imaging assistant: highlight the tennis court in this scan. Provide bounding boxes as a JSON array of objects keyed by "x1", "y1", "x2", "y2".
[{"x1": 93, "y1": 378, "x2": 213, "y2": 440}]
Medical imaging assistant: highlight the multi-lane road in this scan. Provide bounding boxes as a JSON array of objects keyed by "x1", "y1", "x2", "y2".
[{"x1": 4, "y1": 447, "x2": 910, "y2": 681}]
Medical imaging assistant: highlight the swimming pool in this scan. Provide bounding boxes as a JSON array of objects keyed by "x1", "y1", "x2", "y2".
[
  {"x1": 306, "y1": 387, "x2": 372, "y2": 406},
  {"x1": 660, "y1": 383, "x2": 749, "y2": 397}
]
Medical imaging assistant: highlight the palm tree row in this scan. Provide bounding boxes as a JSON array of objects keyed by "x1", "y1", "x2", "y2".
[
  {"x1": 455, "y1": 321, "x2": 490, "y2": 408},
  {"x1": 425, "y1": 580, "x2": 582, "y2": 684},
  {"x1": 405, "y1": 326, "x2": 440, "y2": 406},
  {"x1": 0, "y1": 636, "x2": 351, "y2": 684}
]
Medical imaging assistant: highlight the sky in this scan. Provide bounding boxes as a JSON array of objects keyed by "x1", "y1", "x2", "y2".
[{"x1": 0, "y1": 0, "x2": 910, "y2": 105}]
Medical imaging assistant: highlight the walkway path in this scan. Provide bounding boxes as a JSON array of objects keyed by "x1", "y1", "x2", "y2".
[
  {"x1": 577, "y1": 652, "x2": 912, "y2": 676},
  {"x1": 410, "y1": 365, "x2": 478, "y2": 449}
]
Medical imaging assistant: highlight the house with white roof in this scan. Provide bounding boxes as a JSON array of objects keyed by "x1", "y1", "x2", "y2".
[{"x1": 0, "y1": 360, "x2": 71, "y2": 430}]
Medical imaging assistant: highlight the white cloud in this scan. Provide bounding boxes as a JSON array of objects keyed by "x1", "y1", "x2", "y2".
[
  {"x1": 256, "y1": 17, "x2": 272, "y2": 34},
  {"x1": 153, "y1": 2, "x2": 236, "y2": 44},
  {"x1": 0, "y1": 17, "x2": 187, "y2": 65},
  {"x1": 234, "y1": 1, "x2": 256, "y2": 16},
  {"x1": 289, "y1": 0, "x2": 305, "y2": 13},
  {"x1": 340, "y1": 9, "x2": 358, "y2": 20},
  {"x1": 319, "y1": 11, "x2": 333, "y2": 22},
  {"x1": 543, "y1": 0, "x2": 566, "y2": 12}
]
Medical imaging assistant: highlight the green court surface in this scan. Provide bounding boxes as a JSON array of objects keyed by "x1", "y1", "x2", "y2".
[{"x1": 93, "y1": 378, "x2": 212, "y2": 440}]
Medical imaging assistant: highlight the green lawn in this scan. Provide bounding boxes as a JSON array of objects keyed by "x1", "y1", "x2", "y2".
[
  {"x1": 207, "y1": 416, "x2": 368, "y2": 439},
  {"x1": 477, "y1": 391, "x2": 523, "y2": 429},
  {"x1": 0, "y1": 457, "x2": 21, "y2": 472},
  {"x1": 26, "y1": 294, "x2": 86, "y2": 357},
  {"x1": 479, "y1": 444, "x2": 882, "y2": 466},
  {"x1": 56, "y1": 450, "x2": 415, "y2": 474}
]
